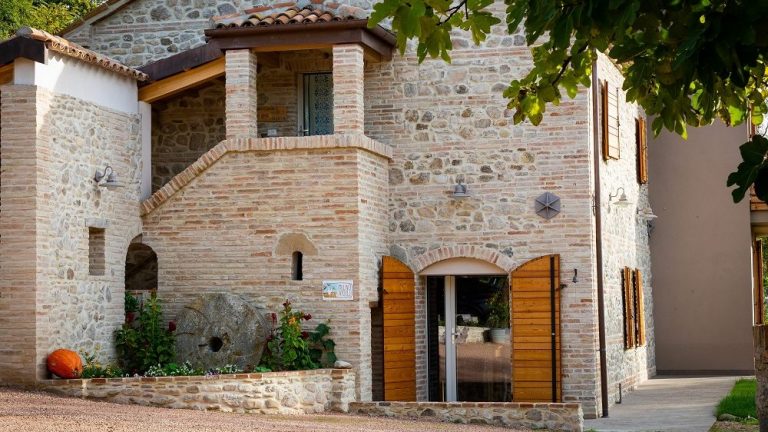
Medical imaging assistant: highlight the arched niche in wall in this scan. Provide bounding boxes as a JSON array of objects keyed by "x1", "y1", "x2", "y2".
[
  {"x1": 275, "y1": 233, "x2": 318, "y2": 281},
  {"x1": 125, "y1": 238, "x2": 158, "y2": 293}
]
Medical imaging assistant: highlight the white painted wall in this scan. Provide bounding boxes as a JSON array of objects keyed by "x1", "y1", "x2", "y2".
[{"x1": 13, "y1": 53, "x2": 138, "y2": 114}]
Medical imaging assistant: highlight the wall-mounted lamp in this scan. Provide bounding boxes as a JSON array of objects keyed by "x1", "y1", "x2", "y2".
[
  {"x1": 572, "y1": 268, "x2": 578, "y2": 283},
  {"x1": 608, "y1": 187, "x2": 631, "y2": 207},
  {"x1": 94, "y1": 165, "x2": 122, "y2": 191},
  {"x1": 636, "y1": 208, "x2": 657, "y2": 220},
  {"x1": 452, "y1": 182, "x2": 470, "y2": 198}
]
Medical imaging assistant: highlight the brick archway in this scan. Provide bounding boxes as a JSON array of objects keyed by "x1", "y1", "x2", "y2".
[{"x1": 411, "y1": 246, "x2": 515, "y2": 274}]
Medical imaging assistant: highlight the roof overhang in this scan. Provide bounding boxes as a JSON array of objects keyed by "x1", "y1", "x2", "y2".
[
  {"x1": 0, "y1": 27, "x2": 148, "y2": 82},
  {"x1": 204, "y1": 19, "x2": 395, "y2": 61}
]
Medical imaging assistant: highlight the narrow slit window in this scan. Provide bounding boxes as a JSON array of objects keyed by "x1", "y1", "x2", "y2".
[
  {"x1": 89, "y1": 227, "x2": 106, "y2": 276},
  {"x1": 292, "y1": 251, "x2": 303, "y2": 281}
]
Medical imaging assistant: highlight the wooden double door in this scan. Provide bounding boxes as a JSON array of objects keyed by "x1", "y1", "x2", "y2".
[{"x1": 380, "y1": 255, "x2": 562, "y2": 403}]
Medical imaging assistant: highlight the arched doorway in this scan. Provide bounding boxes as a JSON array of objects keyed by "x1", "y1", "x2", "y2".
[
  {"x1": 125, "y1": 242, "x2": 158, "y2": 305},
  {"x1": 421, "y1": 257, "x2": 510, "y2": 403}
]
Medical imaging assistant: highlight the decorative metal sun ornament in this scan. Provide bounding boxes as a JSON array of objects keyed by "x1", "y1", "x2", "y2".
[{"x1": 535, "y1": 192, "x2": 561, "y2": 219}]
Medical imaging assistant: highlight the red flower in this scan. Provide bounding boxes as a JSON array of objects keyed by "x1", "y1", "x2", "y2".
[
  {"x1": 271, "y1": 313, "x2": 277, "y2": 325},
  {"x1": 301, "y1": 331, "x2": 309, "y2": 339},
  {"x1": 303, "y1": 313, "x2": 312, "y2": 321},
  {"x1": 168, "y1": 321, "x2": 176, "y2": 332},
  {"x1": 282, "y1": 300, "x2": 291, "y2": 308}
]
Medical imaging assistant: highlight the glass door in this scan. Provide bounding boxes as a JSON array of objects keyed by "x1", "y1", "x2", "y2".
[
  {"x1": 428, "y1": 275, "x2": 512, "y2": 402},
  {"x1": 302, "y1": 73, "x2": 334, "y2": 136}
]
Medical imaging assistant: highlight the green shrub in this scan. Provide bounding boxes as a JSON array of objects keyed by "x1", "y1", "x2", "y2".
[
  {"x1": 79, "y1": 350, "x2": 125, "y2": 379},
  {"x1": 308, "y1": 322, "x2": 337, "y2": 368},
  {"x1": 114, "y1": 294, "x2": 175, "y2": 374}
]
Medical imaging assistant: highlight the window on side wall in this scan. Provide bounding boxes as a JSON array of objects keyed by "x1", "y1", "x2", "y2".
[
  {"x1": 602, "y1": 81, "x2": 621, "y2": 160},
  {"x1": 622, "y1": 267, "x2": 646, "y2": 349},
  {"x1": 636, "y1": 117, "x2": 649, "y2": 184}
]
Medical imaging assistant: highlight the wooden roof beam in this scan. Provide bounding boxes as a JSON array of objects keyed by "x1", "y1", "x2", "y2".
[{"x1": 138, "y1": 57, "x2": 224, "y2": 103}]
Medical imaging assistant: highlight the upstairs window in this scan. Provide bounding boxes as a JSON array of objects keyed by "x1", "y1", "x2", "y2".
[
  {"x1": 636, "y1": 117, "x2": 649, "y2": 184},
  {"x1": 602, "y1": 81, "x2": 620, "y2": 160}
]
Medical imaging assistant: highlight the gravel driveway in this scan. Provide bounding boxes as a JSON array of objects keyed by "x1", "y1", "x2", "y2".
[{"x1": 0, "y1": 387, "x2": 521, "y2": 432}]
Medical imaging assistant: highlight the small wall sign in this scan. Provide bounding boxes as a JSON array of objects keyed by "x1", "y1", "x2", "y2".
[{"x1": 322, "y1": 280, "x2": 354, "y2": 301}]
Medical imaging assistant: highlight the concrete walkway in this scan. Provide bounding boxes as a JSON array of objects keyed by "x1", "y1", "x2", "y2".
[{"x1": 584, "y1": 376, "x2": 744, "y2": 432}]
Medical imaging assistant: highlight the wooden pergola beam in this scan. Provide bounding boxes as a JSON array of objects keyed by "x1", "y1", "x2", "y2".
[
  {"x1": 138, "y1": 57, "x2": 225, "y2": 103},
  {"x1": 0, "y1": 64, "x2": 13, "y2": 85}
]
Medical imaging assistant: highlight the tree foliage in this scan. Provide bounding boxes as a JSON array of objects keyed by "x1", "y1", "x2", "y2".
[
  {"x1": 369, "y1": 0, "x2": 768, "y2": 202},
  {"x1": 0, "y1": 0, "x2": 101, "y2": 40}
]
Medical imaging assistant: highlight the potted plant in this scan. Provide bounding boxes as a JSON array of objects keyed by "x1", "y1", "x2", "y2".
[
  {"x1": 124, "y1": 292, "x2": 139, "y2": 324},
  {"x1": 486, "y1": 290, "x2": 510, "y2": 344}
]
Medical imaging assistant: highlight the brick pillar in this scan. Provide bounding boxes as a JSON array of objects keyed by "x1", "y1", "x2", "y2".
[
  {"x1": 332, "y1": 44, "x2": 365, "y2": 135},
  {"x1": 0, "y1": 85, "x2": 39, "y2": 384},
  {"x1": 225, "y1": 49, "x2": 258, "y2": 139}
]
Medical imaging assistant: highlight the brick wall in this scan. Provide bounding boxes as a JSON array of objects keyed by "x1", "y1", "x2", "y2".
[
  {"x1": 140, "y1": 136, "x2": 390, "y2": 400},
  {"x1": 0, "y1": 84, "x2": 142, "y2": 381}
]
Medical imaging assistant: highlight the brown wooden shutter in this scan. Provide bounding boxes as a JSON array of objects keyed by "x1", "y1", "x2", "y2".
[
  {"x1": 601, "y1": 82, "x2": 610, "y2": 161},
  {"x1": 622, "y1": 267, "x2": 635, "y2": 349},
  {"x1": 381, "y1": 256, "x2": 416, "y2": 401},
  {"x1": 511, "y1": 255, "x2": 561, "y2": 402},
  {"x1": 634, "y1": 269, "x2": 646, "y2": 346},
  {"x1": 636, "y1": 117, "x2": 649, "y2": 184},
  {"x1": 755, "y1": 240, "x2": 765, "y2": 325}
]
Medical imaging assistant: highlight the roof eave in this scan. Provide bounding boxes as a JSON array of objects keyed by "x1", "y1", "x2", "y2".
[{"x1": 204, "y1": 19, "x2": 395, "y2": 60}]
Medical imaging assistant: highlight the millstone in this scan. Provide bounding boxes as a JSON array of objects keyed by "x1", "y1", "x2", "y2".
[{"x1": 175, "y1": 293, "x2": 270, "y2": 371}]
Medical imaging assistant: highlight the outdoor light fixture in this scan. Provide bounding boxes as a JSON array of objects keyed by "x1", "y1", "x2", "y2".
[
  {"x1": 94, "y1": 165, "x2": 122, "y2": 191},
  {"x1": 572, "y1": 268, "x2": 578, "y2": 283},
  {"x1": 452, "y1": 182, "x2": 470, "y2": 198},
  {"x1": 608, "y1": 187, "x2": 631, "y2": 207},
  {"x1": 636, "y1": 207, "x2": 657, "y2": 220}
]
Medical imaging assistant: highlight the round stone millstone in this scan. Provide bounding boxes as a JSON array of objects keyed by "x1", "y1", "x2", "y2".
[{"x1": 175, "y1": 293, "x2": 270, "y2": 371}]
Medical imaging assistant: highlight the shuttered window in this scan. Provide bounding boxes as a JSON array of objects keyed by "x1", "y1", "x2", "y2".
[
  {"x1": 622, "y1": 267, "x2": 646, "y2": 349},
  {"x1": 602, "y1": 81, "x2": 620, "y2": 160},
  {"x1": 636, "y1": 117, "x2": 648, "y2": 184}
]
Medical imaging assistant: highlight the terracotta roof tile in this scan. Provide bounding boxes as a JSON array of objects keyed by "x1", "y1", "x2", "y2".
[
  {"x1": 16, "y1": 27, "x2": 148, "y2": 81},
  {"x1": 211, "y1": 2, "x2": 367, "y2": 29}
]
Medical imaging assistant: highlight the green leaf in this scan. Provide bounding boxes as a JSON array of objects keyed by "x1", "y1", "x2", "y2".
[{"x1": 727, "y1": 135, "x2": 768, "y2": 202}]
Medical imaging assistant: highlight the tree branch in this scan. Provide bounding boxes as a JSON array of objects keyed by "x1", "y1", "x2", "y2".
[{"x1": 438, "y1": 0, "x2": 467, "y2": 26}]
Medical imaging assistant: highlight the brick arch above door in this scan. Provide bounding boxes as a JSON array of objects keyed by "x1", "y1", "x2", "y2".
[{"x1": 411, "y1": 246, "x2": 515, "y2": 274}]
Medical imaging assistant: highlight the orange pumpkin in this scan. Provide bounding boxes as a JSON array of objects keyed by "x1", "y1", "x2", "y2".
[{"x1": 47, "y1": 349, "x2": 83, "y2": 379}]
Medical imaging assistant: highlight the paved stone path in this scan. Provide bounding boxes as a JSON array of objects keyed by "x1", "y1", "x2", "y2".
[
  {"x1": 584, "y1": 376, "x2": 744, "y2": 432},
  {"x1": 0, "y1": 387, "x2": 517, "y2": 432}
]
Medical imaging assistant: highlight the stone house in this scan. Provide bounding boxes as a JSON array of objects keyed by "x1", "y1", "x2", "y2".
[{"x1": 0, "y1": 0, "x2": 653, "y2": 419}]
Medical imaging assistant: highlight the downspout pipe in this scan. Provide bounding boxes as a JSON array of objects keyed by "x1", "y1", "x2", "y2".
[{"x1": 591, "y1": 55, "x2": 610, "y2": 418}]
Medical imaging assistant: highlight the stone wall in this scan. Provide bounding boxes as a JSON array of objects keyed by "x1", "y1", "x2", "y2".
[
  {"x1": 595, "y1": 53, "x2": 655, "y2": 408},
  {"x1": 349, "y1": 401, "x2": 583, "y2": 432},
  {"x1": 140, "y1": 135, "x2": 390, "y2": 400},
  {"x1": 0, "y1": 84, "x2": 143, "y2": 381},
  {"x1": 42, "y1": 368, "x2": 356, "y2": 414},
  {"x1": 151, "y1": 78, "x2": 225, "y2": 192}
]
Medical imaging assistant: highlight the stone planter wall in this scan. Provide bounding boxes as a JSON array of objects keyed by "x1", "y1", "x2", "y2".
[
  {"x1": 349, "y1": 401, "x2": 583, "y2": 432},
  {"x1": 41, "y1": 369, "x2": 355, "y2": 415}
]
